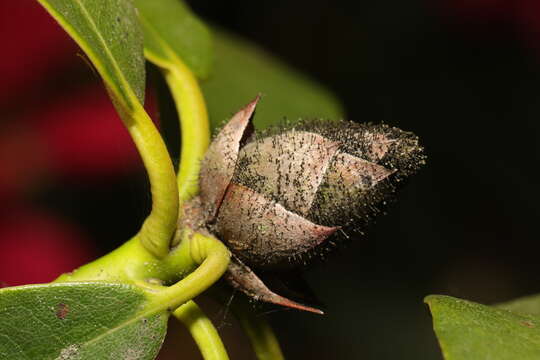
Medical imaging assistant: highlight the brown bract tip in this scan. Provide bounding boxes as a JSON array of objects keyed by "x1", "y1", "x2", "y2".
[
  {"x1": 226, "y1": 256, "x2": 324, "y2": 314},
  {"x1": 199, "y1": 96, "x2": 260, "y2": 221}
]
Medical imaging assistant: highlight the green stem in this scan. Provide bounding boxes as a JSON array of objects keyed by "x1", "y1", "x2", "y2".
[
  {"x1": 55, "y1": 234, "x2": 196, "y2": 285},
  {"x1": 128, "y1": 104, "x2": 179, "y2": 258},
  {"x1": 151, "y1": 232, "x2": 230, "y2": 311},
  {"x1": 146, "y1": 53, "x2": 211, "y2": 204},
  {"x1": 56, "y1": 230, "x2": 229, "y2": 287},
  {"x1": 174, "y1": 301, "x2": 230, "y2": 360},
  {"x1": 165, "y1": 61, "x2": 210, "y2": 202},
  {"x1": 232, "y1": 298, "x2": 285, "y2": 360}
]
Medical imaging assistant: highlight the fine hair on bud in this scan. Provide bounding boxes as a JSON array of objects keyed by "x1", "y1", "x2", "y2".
[
  {"x1": 229, "y1": 119, "x2": 426, "y2": 268},
  {"x1": 198, "y1": 97, "x2": 426, "y2": 312}
]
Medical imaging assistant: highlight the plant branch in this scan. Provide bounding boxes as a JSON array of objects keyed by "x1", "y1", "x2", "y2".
[
  {"x1": 150, "y1": 231, "x2": 230, "y2": 311},
  {"x1": 139, "y1": 12, "x2": 211, "y2": 206},
  {"x1": 54, "y1": 234, "x2": 191, "y2": 284},
  {"x1": 174, "y1": 301, "x2": 230, "y2": 360},
  {"x1": 162, "y1": 60, "x2": 210, "y2": 202},
  {"x1": 128, "y1": 104, "x2": 179, "y2": 258}
]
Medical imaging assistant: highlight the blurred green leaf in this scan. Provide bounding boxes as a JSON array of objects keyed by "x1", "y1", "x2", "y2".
[
  {"x1": 0, "y1": 283, "x2": 167, "y2": 359},
  {"x1": 497, "y1": 293, "x2": 540, "y2": 317},
  {"x1": 38, "y1": 0, "x2": 145, "y2": 106},
  {"x1": 202, "y1": 30, "x2": 344, "y2": 132},
  {"x1": 426, "y1": 295, "x2": 540, "y2": 360},
  {"x1": 134, "y1": 0, "x2": 213, "y2": 78}
]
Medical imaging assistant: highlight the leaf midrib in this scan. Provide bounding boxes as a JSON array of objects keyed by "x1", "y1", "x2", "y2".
[{"x1": 75, "y1": 0, "x2": 142, "y2": 108}]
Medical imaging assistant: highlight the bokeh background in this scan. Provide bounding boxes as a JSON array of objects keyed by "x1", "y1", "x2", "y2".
[{"x1": 3, "y1": 1, "x2": 540, "y2": 359}]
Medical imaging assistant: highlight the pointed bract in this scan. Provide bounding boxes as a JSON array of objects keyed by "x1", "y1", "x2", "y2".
[
  {"x1": 216, "y1": 184, "x2": 338, "y2": 270},
  {"x1": 199, "y1": 96, "x2": 259, "y2": 220},
  {"x1": 225, "y1": 256, "x2": 324, "y2": 314}
]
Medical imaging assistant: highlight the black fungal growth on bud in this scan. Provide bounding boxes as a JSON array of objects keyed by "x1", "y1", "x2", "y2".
[{"x1": 195, "y1": 96, "x2": 426, "y2": 314}]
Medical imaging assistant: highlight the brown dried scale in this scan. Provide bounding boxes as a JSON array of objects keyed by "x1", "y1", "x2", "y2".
[
  {"x1": 225, "y1": 255, "x2": 324, "y2": 314},
  {"x1": 199, "y1": 96, "x2": 257, "y2": 220},
  {"x1": 234, "y1": 131, "x2": 340, "y2": 216},
  {"x1": 196, "y1": 97, "x2": 426, "y2": 313},
  {"x1": 232, "y1": 119, "x2": 425, "y2": 250},
  {"x1": 216, "y1": 183, "x2": 338, "y2": 269}
]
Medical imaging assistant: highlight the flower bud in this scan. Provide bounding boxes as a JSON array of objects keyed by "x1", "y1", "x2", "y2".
[{"x1": 198, "y1": 97, "x2": 425, "y2": 313}]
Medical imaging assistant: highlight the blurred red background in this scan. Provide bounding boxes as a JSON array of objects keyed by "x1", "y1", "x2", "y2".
[{"x1": 0, "y1": 2, "x2": 144, "y2": 286}]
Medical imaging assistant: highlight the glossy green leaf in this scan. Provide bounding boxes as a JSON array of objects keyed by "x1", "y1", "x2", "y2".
[
  {"x1": 38, "y1": 0, "x2": 145, "y2": 106},
  {"x1": 202, "y1": 30, "x2": 344, "y2": 132},
  {"x1": 134, "y1": 0, "x2": 213, "y2": 78},
  {"x1": 426, "y1": 295, "x2": 540, "y2": 360},
  {"x1": 0, "y1": 283, "x2": 167, "y2": 360},
  {"x1": 497, "y1": 293, "x2": 540, "y2": 317}
]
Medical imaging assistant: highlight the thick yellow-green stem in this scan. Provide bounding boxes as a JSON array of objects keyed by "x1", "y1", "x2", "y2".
[
  {"x1": 55, "y1": 234, "x2": 195, "y2": 286},
  {"x1": 56, "y1": 231, "x2": 229, "y2": 301},
  {"x1": 150, "y1": 232, "x2": 230, "y2": 311},
  {"x1": 127, "y1": 103, "x2": 179, "y2": 259},
  {"x1": 145, "y1": 53, "x2": 210, "y2": 204},
  {"x1": 165, "y1": 61, "x2": 210, "y2": 202},
  {"x1": 174, "y1": 301, "x2": 230, "y2": 360}
]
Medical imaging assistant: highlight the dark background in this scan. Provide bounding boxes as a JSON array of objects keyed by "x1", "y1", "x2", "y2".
[
  {"x1": 3, "y1": 1, "x2": 540, "y2": 359},
  {"x1": 185, "y1": 1, "x2": 540, "y2": 358}
]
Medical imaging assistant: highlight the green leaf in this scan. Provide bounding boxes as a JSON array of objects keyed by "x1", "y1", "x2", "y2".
[
  {"x1": 202, "y1": 30, "x2": 344, "y2": 132},
  {"x1": 497, "y1": 293, "x2": 540, "y2": 317},
  {"x1": 425, "y1": 295, "x2": 540, "y2": 360},
  {"x1": 38, "y1": 0, "x2": 180, "y2": 258},
  {"x1": 0, "y1": 283, "x2": 167, "y2": 360},
  {"x1": 133, "y1": 0, "x2": 213, "y2": 78},
  {"x1": 38, "y1": 0, "x2": 145, "y2": 106}
]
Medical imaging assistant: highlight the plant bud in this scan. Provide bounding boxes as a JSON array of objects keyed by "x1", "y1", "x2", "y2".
[{"x1": 197, "y1": 96, "x2": 425, "y2": 313}]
